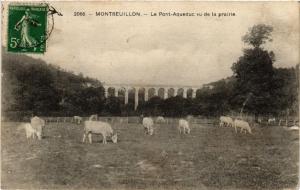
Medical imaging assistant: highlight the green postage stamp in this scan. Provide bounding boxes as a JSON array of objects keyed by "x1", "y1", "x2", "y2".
[{"x1": 7, "y1": 4, "x2": 48, "y2": 53}]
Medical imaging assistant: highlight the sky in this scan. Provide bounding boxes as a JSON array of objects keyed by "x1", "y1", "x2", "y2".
[{"x1": 3, "y1": 2, "x2": 299, "y2": 86}]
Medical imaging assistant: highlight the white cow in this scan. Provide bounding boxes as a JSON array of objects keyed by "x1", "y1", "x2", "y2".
[
  {"x1": 234, "y1": 119, "x2": 252, "y2": 134},
  {"x1": 257, "y1": 118, "x2": 263, "y2": 124},
  {"x1": 30, "y1": 116, "x2": 45, "y2": 140},
  {"x1": 219, "y1": 116, "x2": 234, "y2": 127},
  {"x1": 142, "y1": 117, "x2": 154, "y2": 135},
  {"x1": 268, "y1": 117, "x2": 276, "y2": 125},
  {"x1": 73, "y1": 116, "x2": 83, "y2": 124},
  {"x1": 89, "y1": 114, "x2": 98, "y2": 121},
  {"x1": 82, "y1": 120, "x2": 117, "y2": 144},
  {"x1": 156, "y1": 116, "x2": 165, "y2": 124},
  {"x1": 178, "y1": 119, "x2": 190, "y2": 134},
  {"x1": 288, "y1": 125, "x2": 299, "y2": 131},
  {"x1": 18, "y1": 123, "x2": 36, "y2": 139}
]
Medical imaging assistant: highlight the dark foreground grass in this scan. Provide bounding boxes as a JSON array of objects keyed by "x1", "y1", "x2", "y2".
[{"x1": 1, "y1": 121, "x2": 299, "y2": 190}]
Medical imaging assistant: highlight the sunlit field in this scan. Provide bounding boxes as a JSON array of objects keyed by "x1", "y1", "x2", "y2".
[{"x1": 1, "y1": 120, "x2": 299, "y2": 190}]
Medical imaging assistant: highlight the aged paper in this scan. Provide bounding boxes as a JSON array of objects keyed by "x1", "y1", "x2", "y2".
[{"x1": 1, "y1": 1, "x2": 299, "y2": 190}]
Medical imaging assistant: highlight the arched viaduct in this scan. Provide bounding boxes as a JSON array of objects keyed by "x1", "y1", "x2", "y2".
[{"x1": 103, "y1": 83, "x2": 202, "y2": 110}]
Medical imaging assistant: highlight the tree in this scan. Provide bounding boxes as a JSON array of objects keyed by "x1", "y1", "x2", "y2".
[
  {"x1": 104, "y1": 96, "x2": 121, "y2": 115},
  {"x1": 190, "y1": 78, "x2": 236, "y2": 116},
  {"x1": 162, "y1": 96, "x2": 187, "y2": 117},
  {"x1": 231, "y1": 24, "x2": 275, "y2": 116},
  {"x1": 75, "y1": 87, "x2": 105, "y2": 115},
  {"x1": 14, "y1": 63, "x2": 60, "y2": 114},
  {"x1": 242, "y1": 24, "x2": 273, "y2": 48},
  {"x1": 139, "y1": 96, "x2": 164, "y2": 116},
  {"x1": 272, "y1": 66, "x2": 299, "y2": 116}
]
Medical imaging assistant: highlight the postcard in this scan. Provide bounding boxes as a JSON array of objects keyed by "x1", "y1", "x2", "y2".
[{"x1": 1, "y1": 1, "x2": 299, "y2": 190}]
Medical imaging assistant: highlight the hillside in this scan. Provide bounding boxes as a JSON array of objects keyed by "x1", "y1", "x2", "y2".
[{"x1": 2, "y1": 52, "x2": 105, "y2": 118}]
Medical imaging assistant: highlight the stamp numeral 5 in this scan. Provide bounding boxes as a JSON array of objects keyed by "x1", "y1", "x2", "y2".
[{"x1": 9, "y1": 37, "x2": 20, "y2": 48}]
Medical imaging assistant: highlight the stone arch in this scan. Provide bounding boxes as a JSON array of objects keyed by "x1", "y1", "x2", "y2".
[
  {"x1": 187, "y1": 88, "x2": 193, "y2": 99},
  {"x1": 138, "y1": 88, "x2": 145, "y2": 104},
  {"x1": 168, "y1": 88, "x2": 175, "y2": 98},
  {"x1": 148, "y1": 88, "x2": 155, "y2": 99},
  {"x1": 128, "y1": 87, "x2": 136, "y2": 105},
  {"x1": 158, "y1": 88, "x2": 164, "y2": 99},
  {"x1": 177, "y1": 88, "x2": 184, "y2": 97},
  {"x1": 108, "y1": 87, "x2": 116, "y2": 97},
  {"x1": 196, "y1": 89, "x2": 202, "y2": 98},
  {"x1": 118, "y1": 87, "x2": 126, "y2": 104}
]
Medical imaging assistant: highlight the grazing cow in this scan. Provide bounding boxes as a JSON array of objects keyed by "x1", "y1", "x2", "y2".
[
  {"x1": 30, "y1": 116, "x2": 45, "y2": 140},
  {"x1": 178, "y1": 119, "x2": 190, "y2": 134},
  {"x1": 234, "y1": 119, "x2": 252, "y2": 134},
  {"x1": 82, "y1": 121, "x2": 117, "y2": 144},
  {"x1": 219, "y1": 116, "x2": 233, "y2": 127},
  {"x1": 268, "y1": 117, "x2": 276, "y2": 125},
  {"x1": 156, "y1": 116, "x2": 165, "y2": 124},
  {"x1": 89, "y1": 114, "x2": 98, "y2": 121},
  {"x1": 288, "y1": 125, "x2": 299, "y2": 131},
  {"x1": 142, "y1": 117, "x2": 154, "y2": 135},
  {"x1": 18, "y1": 123, "x2": 36, "y2": 139},
  {"x1": 73, "y1": 116, "x2": 83, "y2": 124}
]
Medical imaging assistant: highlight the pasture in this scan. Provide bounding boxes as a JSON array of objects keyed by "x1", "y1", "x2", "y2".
[{"x1": 1, "y1": 120, "x2": 299, "y2": 190}]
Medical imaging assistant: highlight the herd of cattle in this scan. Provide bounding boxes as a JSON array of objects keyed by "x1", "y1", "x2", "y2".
[
  {"x1": 219, "y1": 116, "x2": 252, "y2": 134},
  {"x1": 18, "y1": 114, "x2": 299, "y2": 144}
]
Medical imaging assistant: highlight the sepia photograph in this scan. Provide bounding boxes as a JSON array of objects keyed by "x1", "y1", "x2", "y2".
[{"x1": 1, "y1": 1, "x2": 299, "y2": 190}]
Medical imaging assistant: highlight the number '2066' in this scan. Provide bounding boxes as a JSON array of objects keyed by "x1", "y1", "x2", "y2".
[{"x1": 74, "y1": 12, "x2": 85, "y2": 16}]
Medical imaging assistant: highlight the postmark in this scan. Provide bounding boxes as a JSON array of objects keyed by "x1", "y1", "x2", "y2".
[{"x1": 7, "y1": 4, "x2": 48, "y2": 53}]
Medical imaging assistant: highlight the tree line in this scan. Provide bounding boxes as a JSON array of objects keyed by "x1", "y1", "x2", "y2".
[{"x1": 2, "y1": 24, "x2": 298, "y2": 120}]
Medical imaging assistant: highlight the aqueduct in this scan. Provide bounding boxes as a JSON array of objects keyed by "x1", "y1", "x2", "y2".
[{"x1": 103, "y1": 83, "x2": 203, "y2": 110}]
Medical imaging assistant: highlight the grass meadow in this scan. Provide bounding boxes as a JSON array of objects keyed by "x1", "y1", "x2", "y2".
[{"x1": 1, "y1": 120, "x2": 299, "y2": 190}]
